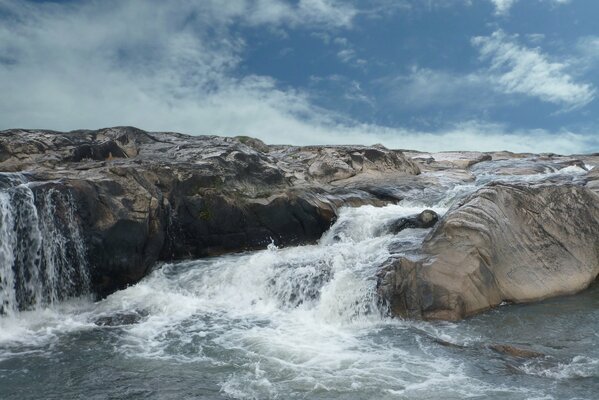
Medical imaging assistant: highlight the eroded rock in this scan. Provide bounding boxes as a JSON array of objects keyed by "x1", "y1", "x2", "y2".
[
  {"x1": 0, "y1": 127, "x2": 420, "y2": 299},
  {"x1": 378, "y1": 183, "x2": 599, "y2": 320},
  {"x1": 386, "y1": 209, "x2": 439, "y2": 234}
]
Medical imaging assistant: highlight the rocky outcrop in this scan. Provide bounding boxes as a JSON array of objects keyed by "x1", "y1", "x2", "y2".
[
  {"x1": 270, "y1": 144, "x2": 420, "y2": 184},
  {"x1": 0, "y1": 127, "x2": 420, "y2": 298},
  {"x1": 407, "y1": 151, "x2": 492, "y2": 170},
  {"x1": 378, "y1": 183, "x2": 599, "y2": 320}
]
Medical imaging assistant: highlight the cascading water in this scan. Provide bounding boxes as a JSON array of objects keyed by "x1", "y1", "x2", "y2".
[
  {"x1": 0, "y1": 162, "x2": 597, "y2": 400},
  {"x1": 0, "y1": 173, "x2": 89, "y2": 315}
]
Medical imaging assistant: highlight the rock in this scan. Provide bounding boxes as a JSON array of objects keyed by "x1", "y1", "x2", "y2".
[
  {"x1": 378, "y1": 183, "x2": 599, "y2": 320},
  {"x1": 408, "y1": 151, "x2": 491, "y2": 171},
  {"x1": 386, "y1": 209, "x2": 439, "y2": 234},
  {"x1": 586, "y1": 168, "x2": 599, "y2": 194},
  {"x1": 94, "y1": 310, "x2": 149, "y2": 326},
  {"x1": 270, "y1": 145, "x2": 420, "y2": 184},
  {"x1": 489, "y1": 344, "x2": 544, "y2": 359},
  {"x1": 472, "y1": 158, "x2": 587, "y2": 177},
  {"x1": 235, "y1": 136, "x2": 270, "y2": 153},
  {"x1": 0, "y1": 126, "x2": 420, "y2": 300}
]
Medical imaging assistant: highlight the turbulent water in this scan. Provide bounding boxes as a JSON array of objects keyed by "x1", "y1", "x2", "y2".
[{"x1": 1, "y1": 161, "x2": 598, "y2": 399}]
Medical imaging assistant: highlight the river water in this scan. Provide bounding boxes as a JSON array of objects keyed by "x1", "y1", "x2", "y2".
[{"x1": 0, "y1": 161, "x2": 597, "y2": 399}]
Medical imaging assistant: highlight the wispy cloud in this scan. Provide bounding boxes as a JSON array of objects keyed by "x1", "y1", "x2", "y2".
[
  {"x1": 491, "y1": 0, "x2": 517, "y2": 16},
  {"x1": 472, "y1": 30, "x2": 595, "y2": 109},
  {"x1": 381, "y1": 67, "x2": 491, "y2": 110},
  {"x1": 490, "y1": 0, "x2": 571, "y2": 16}
]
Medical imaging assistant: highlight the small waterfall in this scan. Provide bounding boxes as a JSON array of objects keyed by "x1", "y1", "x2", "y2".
[{"x1": 0, "y1": 173, "x2": 90, "y2": 315}]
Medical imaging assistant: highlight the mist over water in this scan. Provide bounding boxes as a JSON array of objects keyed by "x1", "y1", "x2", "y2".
[{"x1": 0, "y1": 162, "x2": 597, "y2": 399}]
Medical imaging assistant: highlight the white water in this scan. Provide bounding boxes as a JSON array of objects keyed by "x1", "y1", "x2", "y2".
[{"x1": 0, "y1": 161, "x2": 596, "y2": 399}]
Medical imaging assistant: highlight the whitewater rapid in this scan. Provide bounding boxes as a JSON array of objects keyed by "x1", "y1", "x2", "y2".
[{"x1": 0, "y1": 161, "x2": 597, "y2": 399}]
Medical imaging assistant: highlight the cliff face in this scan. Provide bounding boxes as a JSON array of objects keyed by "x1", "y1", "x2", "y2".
[{"x1": 0, "y1": 127, "x2": 420, "y2": 297}]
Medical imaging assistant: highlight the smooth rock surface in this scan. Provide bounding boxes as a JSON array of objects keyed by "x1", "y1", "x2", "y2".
[{"x1": 378, "y1": 183, "x2": 599, "y2": 320}]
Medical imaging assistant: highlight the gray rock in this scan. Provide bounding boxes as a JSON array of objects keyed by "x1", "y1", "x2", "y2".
[
  {"x1": 0, "y1": 126, "x2": 420, "y2": 299},
  {"x1": 378, "y1": 183, "x2": 599, "y2": 320},
  {"x1": 489, "y1": 344, "x2": 544, "y2": 359},
  {"x1": 386, "y1": 210, "x2": 439, "y2": 234},
  {"x1": 586, "y1": 168, "x2": 599, "y2": 193}
]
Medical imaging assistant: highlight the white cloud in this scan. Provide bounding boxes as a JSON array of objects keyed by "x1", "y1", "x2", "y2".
[
  {"x1": 243, "y1": 0, "x2": 357, "y2": 28},
  {"x1": 491, "y1": 0, "x2": 516, "y2": 16},
  {"x1": 0, "y1": 0, "x2": 595, "y2": 154},
  {"x1": 383, "y1": 67, "x2": 491, "y2": 110},
  {"x1": 526, "y1": 33, "x2": 546, "y2": 44},
  {"x1": 472, "y1": 30, "x2": 595, "y2": 109},
  {"x1": 0, "y1": 0, "x2": 355, "y2": 131},
  {"x1": 577, "y1": 36, "x2": 599, "y2": 61},
  {"x1": 490, "y1": 0, "x2": 571, "y2": 16}
]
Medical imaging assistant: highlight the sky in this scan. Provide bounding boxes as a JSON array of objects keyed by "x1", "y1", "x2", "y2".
[{"x1": 0, "y1": 0, "x2": 598, "y2": 153}]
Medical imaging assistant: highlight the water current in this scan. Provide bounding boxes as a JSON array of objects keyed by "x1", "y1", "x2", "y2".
[{"x1": 0, "y1": 161, "x2": 596, "y2": 399}]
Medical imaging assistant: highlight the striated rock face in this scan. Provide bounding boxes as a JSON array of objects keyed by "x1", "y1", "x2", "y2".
[
  {"x1": 378, "y1": 183, "x2": 599, "y2": 321},
  {"x1": 0, "y1": 127, "x2": 420, "y2": 298}
]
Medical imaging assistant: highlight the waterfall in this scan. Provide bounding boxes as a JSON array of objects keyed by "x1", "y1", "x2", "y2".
[{"x1": 0, "y1": 173, "x2": 90, "y2": 315}]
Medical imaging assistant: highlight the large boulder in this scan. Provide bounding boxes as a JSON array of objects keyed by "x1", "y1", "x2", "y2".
[{"x1": 378, "y1": 182, "x2": 599, "y2": 320}]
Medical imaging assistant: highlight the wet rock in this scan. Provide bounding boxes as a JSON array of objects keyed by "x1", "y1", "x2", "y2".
[
  {"x1": 378, "y1": 183, "x2": 599, "y2": 320},
  {"x1": 489, "y1": 344, "x2": 544, "y2": 359},
  {"x1": 387, "y1": 209, "x2": 439, "y2": 234},
  {"x1": 0, "y1": 126, "x2": 419, "y2": 299},
  {"x1": 94, "y1": 310, "x2": 149, "y2": 326}
]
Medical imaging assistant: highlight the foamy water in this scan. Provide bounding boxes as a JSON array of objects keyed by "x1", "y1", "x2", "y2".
[{"x1": 0, "y1": 160, "x2": 597, "y2": 399}]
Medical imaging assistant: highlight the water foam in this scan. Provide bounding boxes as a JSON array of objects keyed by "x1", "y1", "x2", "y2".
[{"x1": 1, "y1": 159, "x2": 595, "y2": 399}]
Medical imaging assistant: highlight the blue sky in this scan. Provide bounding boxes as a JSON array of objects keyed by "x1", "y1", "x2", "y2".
[{"x1": 1, "y1": 0, "x2": 598, "y2": 153}]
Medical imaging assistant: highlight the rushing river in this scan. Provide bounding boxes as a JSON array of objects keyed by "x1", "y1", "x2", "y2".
[{"x1": 0, "y1": 160, "x2": 597, "y2": 399}]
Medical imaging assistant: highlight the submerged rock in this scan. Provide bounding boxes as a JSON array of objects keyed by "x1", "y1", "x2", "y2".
[
  {"x1": 489, "y1": 344, "x2": 544, "y2": 359},
  {"x1": 378, "y1": 183, "x2": 599, "y2": 320},
  {"x1": 94, "y1": 310, "x2": 149, "y2": 326}
]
